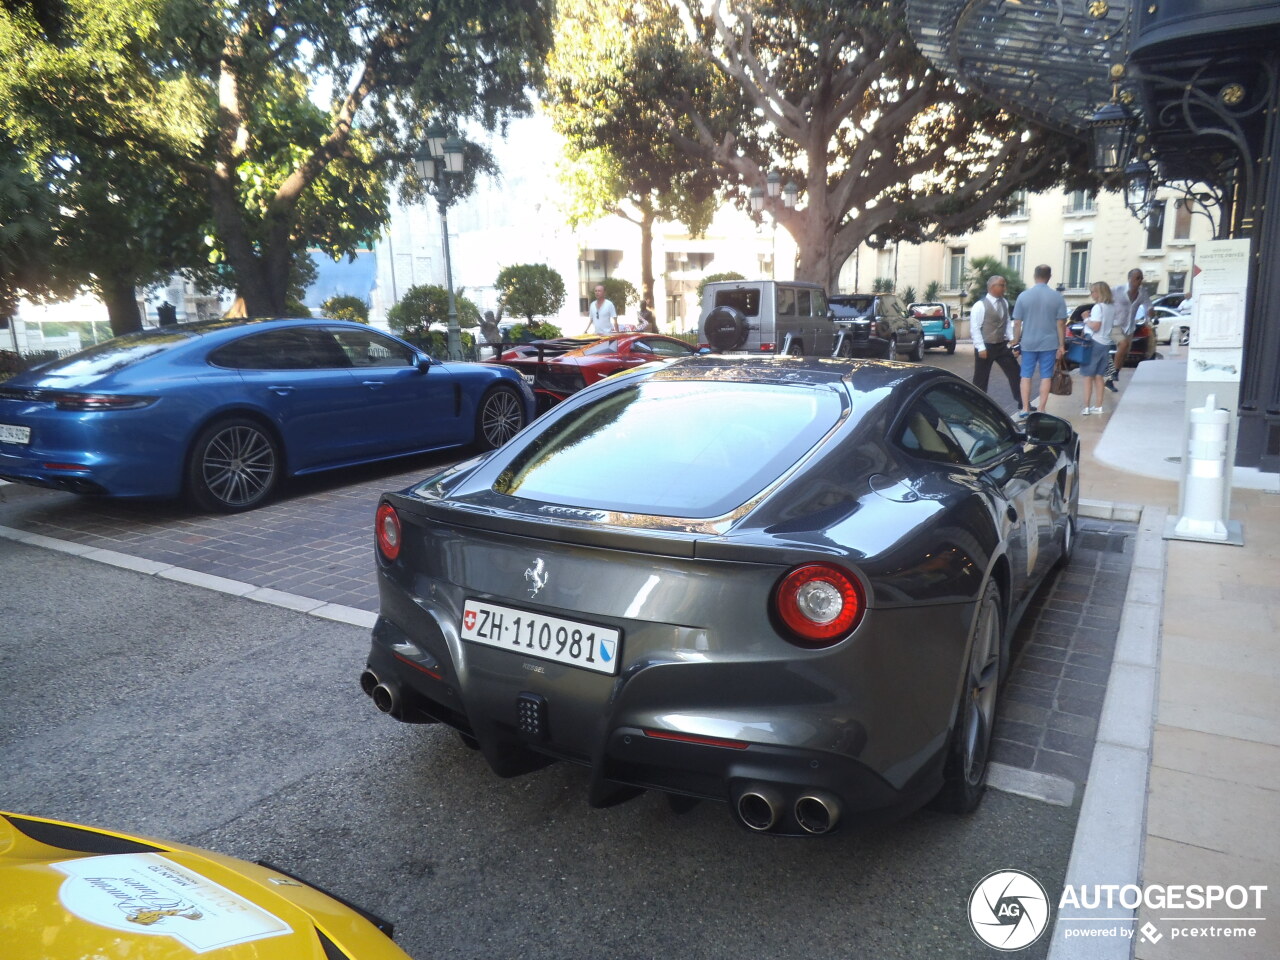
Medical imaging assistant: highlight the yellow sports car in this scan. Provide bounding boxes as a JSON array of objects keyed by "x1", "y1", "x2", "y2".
[{"x1": 0, "y1": 811, "x2": 413, "y2": 959}]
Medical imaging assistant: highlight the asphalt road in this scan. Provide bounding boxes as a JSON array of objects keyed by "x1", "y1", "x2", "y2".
[{"x1": 1, "y1": 531, "x2": 1081, "y2": 960}]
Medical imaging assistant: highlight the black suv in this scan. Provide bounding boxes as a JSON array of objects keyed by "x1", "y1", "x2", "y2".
[{"x1": 824, "y1": 293, "x2": 925, "y2": 361}]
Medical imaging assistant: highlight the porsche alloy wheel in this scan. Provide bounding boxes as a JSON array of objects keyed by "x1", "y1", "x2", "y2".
[
  {"x1": 476, "y1": 385, "x2": 526, "y2": 450},
  {"x1": 933, "y1": 580, "x2": 1003, "y2": 813},
  {"x1": 188, "y1": 418, "x2": 280, "y2": 513},
  {"x1": 883, "y1": 336, "x2": 897, "y2": 360}
]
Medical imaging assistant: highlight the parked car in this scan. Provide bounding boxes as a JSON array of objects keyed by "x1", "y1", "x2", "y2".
[
  {"x1": 699, "y1": 279, "x2": 828, "y2": 354},
  {"x1": 0, "y1": 810, "x2": 412, "y2": 959},
  {"x1": 828, "y1": 293, "x2": 926, "y2": 360},
  {"x1": 908, "y1": 301, "x2": 957, "y2": 354},
  {"x1": 1151, "y1": 292, "x2": 1190, "y2": 311},
  {"x1": 1151, "y1": 304, "x2": 1193, "y2": 346},
  {"x1": 485, "y1": 333, "x2": 697, "y2": 410},
  {"x1": 362, "y1": 355, "x2": 1080, "y2": 834},
  {"x1": 0, "y1": 318, "x2": 534, "y2": 512}
]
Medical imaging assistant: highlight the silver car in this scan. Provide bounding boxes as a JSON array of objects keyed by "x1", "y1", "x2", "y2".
[{"x1": 362, "y1": 356, "x2": 1080, "y2": 835}]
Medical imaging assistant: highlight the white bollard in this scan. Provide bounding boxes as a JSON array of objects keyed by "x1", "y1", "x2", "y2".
[{"x1": 1173, "y1": 393, "x2": 1231, "y2": 540}]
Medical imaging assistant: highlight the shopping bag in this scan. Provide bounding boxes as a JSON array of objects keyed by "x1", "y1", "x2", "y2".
[{"x1": 1050, "y1": 358, "x2": 1073, "y2": 396}]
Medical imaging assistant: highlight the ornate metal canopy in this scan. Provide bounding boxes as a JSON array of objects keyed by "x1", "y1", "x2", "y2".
[{"x1": 903, "y1": 0, "x2": 1131, "y2": 138}]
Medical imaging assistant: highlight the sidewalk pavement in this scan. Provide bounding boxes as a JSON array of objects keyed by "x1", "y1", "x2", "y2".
[{"x1": 1049, "y1": 349, "x2": 1279, "y2": 960}]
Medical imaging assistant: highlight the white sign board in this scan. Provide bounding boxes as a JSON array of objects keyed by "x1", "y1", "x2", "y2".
[{"x1": 1187, "y1": 238, "x2": 1249, "y2": 382}]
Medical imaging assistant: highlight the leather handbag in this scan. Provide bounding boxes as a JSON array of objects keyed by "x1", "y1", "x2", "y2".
[{"x1": 1050, "y1": 357, "x2": 1073, "y2": 396}]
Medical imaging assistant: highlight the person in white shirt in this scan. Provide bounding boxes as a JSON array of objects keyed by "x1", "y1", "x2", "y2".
[
  {"x1": 1079, "y1": 280, "x2": 1119, "y2": 415},
  {"x1": 970, "y1": 275, "x2": 1022, "y2": 404},
  {"x1": 1109, "y1": 268, "x2": 1151, "y2": 387},
  {"x1": 583, "y1": 284, "x2": 618, "y2": 336}
]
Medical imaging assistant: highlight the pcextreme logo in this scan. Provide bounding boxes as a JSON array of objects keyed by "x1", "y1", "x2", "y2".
[{"x1": 968, "y1": 869, "x2": 1051, "y2": 951}]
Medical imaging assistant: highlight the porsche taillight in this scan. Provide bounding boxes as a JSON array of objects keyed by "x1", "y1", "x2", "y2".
[
  {"x1": 773, "y1": 563, "x2": 864, "y2": 646},
  {"x1": 375, "y1": 502, "x2": 401, "y2": 562}
]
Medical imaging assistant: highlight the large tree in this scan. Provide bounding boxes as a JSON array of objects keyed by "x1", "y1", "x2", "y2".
[
  {"x1": 546, "y1": 0, "x2": 729, "y2": 307},
  {"x1": 1, "y1": 1, "x2": 553, "y2": 318},
  {"x1": 622, "y1": 0, "x2": 1091, "y2": 291}
]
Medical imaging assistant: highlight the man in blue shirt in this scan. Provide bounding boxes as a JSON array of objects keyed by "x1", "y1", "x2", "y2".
[{"x1": 1011, "y1": 264, "x2": 1068, "y2": 417}]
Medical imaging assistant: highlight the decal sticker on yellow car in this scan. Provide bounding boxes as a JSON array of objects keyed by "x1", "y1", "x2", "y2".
[{"x1": 54, "y1": 853, "x2": 292, "y2": 952}]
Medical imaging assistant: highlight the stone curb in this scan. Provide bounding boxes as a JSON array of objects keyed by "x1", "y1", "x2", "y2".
[{"x1": 1047, "y1": 504, "x2": 1166, "y2": 960}]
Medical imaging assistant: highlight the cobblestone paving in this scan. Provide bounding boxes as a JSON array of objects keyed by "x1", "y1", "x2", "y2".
[{"x1": 999, "y1": 518, "x2": 1134, "y2": 785}]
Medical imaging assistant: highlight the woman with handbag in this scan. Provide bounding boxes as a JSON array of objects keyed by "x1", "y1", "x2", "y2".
[{"x1": 1080, "y1": 281, "x2": 1119, "y2": 415}]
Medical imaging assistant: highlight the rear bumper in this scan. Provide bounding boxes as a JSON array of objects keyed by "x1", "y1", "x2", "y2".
[{"x1": 363, "y1": 573, "x2": 960, "y2": 832}]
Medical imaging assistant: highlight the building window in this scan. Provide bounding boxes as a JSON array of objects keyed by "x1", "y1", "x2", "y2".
[
  {"x1": 947, "y1": 247, "x2": 966, "y2": 290},
  {"x1": 1003, "y1": 243, "x2": 1024, "y2": 280},
  {"x1": 1003, "y1": 190, "x2": 1028, "y2": 218},
  {"x1": 1146, "y1": 201, "x2": 1166, "y2": 250},
  {"x1": 1173, "y1": 199, "x2": 1193, "y2": 240},
  {"x1": 1168, "y1": 270, "x2": 1188, "y2": 294},
  {"x1": 1066, "y1": 241, "x2": 1090, "y2": 290},
  {"x1": 667, "y1": 295, "x2": 685, "y2": 325},
  {"x1": 1065, "y1": 190, "x2": 1097, "y2": 214}
]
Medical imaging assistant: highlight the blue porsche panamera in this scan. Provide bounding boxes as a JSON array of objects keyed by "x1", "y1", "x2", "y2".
[{"x1": 0, "y1": 318, "x2": 534, "y2": 512}]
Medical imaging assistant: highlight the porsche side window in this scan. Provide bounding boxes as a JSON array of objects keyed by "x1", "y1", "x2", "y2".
[
  {"x1": 331, "y1": 328, "x2": 415, "y2": 367},
  {"x1": 897, "y1": 403, "x2": 966, "y2": 464},
  {"x1": 925, "y1": 385, "x2": 1017, "y2": 466}
]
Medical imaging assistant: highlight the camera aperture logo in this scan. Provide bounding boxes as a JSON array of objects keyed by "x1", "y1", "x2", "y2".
[{"x1": 969, "y1": 869, "x2": 1051, "y2": 951}]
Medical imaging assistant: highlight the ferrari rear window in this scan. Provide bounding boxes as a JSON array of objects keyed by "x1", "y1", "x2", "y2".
[{"x1": 495, "y1": 380, "x2": 844, "y2": 517}]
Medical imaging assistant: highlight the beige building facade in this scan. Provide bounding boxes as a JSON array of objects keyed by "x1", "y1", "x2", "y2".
[{"x1": 837, "y1": 185, "x2": 1216, "y2": 335}]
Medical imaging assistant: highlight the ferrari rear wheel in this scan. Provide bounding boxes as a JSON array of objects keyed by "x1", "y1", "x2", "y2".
[
  {"x1": 475, "y1": 384, "x2": 525, "y2": 450},
  {"x1": 186, "y1": 417, "x2": 280, "y2": 513},
  {"x1": 933, "y1": 580, "x2": 1003, "y2": 814}
]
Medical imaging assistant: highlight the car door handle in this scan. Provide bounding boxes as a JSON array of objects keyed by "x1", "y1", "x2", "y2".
[
  {"x1": 269, "y1": 385, "x2": 294, "y2": 396},
  {"x1": 362, "y1": 380, "x2": 385, "y2": 389}
]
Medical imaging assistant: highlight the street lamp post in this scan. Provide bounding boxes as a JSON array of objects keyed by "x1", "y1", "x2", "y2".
[
  {"x1": 412, "y1": 130, "x2": 466, "y2": 360},
  {"x1": 750, "y1": 173, "x2": 798, "y2": 279}
]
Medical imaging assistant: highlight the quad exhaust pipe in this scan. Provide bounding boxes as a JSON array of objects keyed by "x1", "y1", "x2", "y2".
[
  {"x1": 360, "y1": 669, "x2": 400, "y2": 716},
  {"x1": 734, "y1": 785, "x2": 843, "y2": 835}
]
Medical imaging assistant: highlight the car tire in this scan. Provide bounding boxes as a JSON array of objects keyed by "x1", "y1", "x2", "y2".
[
  {"x1": 1055, "y1": 512, "x2": 1077, "y2": 571},
  {"x1": 945, "y1": 339, "x2": 956, "y2": 355},
  {"x1": 932, "y1": 579, "x2": 1003, "y2": 814},
  {"x1": 703, "y1": 305, "x2": 749, "y2": 351},
  {"x1": 186, "y1": 417, "x2": 280, "y2": 514},
  {"x1": 787, "y1": 342, "x2": 803, "y2": 357},
  {"x1": 883, "y1": 336, "x2": 897, "y2": 360},
  {"x1": 909, "y1": 335, "x2": 925, "y2": 362},
  {"x1": 1179, "y1": 326, "x2": 1190, "y2": 347},
  {"x1": 475, "y1": 384, "x2": 526, "y2": 450}
]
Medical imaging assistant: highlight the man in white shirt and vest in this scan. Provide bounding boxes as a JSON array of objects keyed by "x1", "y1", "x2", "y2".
[
  {"x1": 970, "y1": 275, "x2": 1022, "y2": 405},
  {"x1": 1109, "y1": 268, "x2": 1151, "y2": 388}
]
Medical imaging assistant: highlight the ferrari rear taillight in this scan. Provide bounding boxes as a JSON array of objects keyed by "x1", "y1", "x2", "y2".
[
  {"x1": 53, "y1": 393, "x2": 156, "y2": 411},
  {"x1": 774, "y1": 563, "x2": 864, "y2": 646},
  {"x1": 375, "y1": 502, "x2": 402, "y2": 562}
]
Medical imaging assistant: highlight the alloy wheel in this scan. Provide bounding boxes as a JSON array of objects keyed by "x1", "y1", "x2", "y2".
[{"x1": 200, "y1": 424, "x2": 277, "y2": 509}]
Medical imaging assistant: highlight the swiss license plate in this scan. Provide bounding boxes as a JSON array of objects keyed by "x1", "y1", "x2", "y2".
[
  {"x1": 0, "y1": 423, "x2": 30, "y2": 445},
  {"x1": 461, "y1": 599, "x2": 621, "y2": 675},
  {"x1": 519, "y1": 372, "x2": 535, "y2": 384}
]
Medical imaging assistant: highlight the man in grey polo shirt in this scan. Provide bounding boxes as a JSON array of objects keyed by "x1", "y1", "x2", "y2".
[{"x1": 1011, "y1": 264, "x2": 1068, "y2": 417}]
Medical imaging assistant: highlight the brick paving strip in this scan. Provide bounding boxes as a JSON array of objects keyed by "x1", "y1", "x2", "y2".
[{"x1": 0, "y1": 472, "x2": 1142, "y2": 808}]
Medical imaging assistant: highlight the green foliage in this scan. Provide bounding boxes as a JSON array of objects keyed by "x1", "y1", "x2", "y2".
[
  {"x1": 386, "y1": 284, "x2": 481, "y2": 343},
  {"x1": 600, "y1": 277, "x2": 637, "y2": 316},
  {"x1": 900, "y1": 285, "x2": 917, "y2": 304},
  {"x1": 924, "y1": 280, "x2": 942, "y2": 302},
  {"x1": 0, "y1": 0, "x2": 554, "y2": 315},
  {"x1": 322, "y1": 295, "x2": 369, "y2": 323},
  {"x1": 697, "y1": 271, "x2": 747, "y2": 300},
  {"x1": 506, "y1": 320, "x2": 564, "y2": 343},
  {"x1": 496, "y1": 264, "x2": 566, "y2": 322},
  {"x1": 872, "y1": 277, "x2": 895, "y2": 293},
  {"x1": 966, "y1": 255, "x2": 1026, "y2": 306},
  {"x1": 608, "y1": 1, "x2": 1091, "y2": 290}
]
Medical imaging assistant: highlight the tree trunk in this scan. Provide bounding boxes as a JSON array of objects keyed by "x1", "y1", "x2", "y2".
[
  {"x1": 101, "y1": 274, "x2": 142, "y2": 337},
  {"x1": 792, "y1": 210, "x2": 839, "y2": 292},
  {"x1": 639, "y1": 201, "x2": 655, "y2": 310}
]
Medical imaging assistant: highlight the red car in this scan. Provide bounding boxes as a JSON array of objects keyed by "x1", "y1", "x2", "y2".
[{"x1": 484, "y1": 333, "x2": 697, "y2": 409}]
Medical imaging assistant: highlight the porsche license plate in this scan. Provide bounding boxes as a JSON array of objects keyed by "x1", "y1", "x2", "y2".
[
  {"x1": 462, "y1": 599, "x2": 621, "y2": 675},
  {"x1": 0, "y1": 423, "x2": 30, "y2": 444}
]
